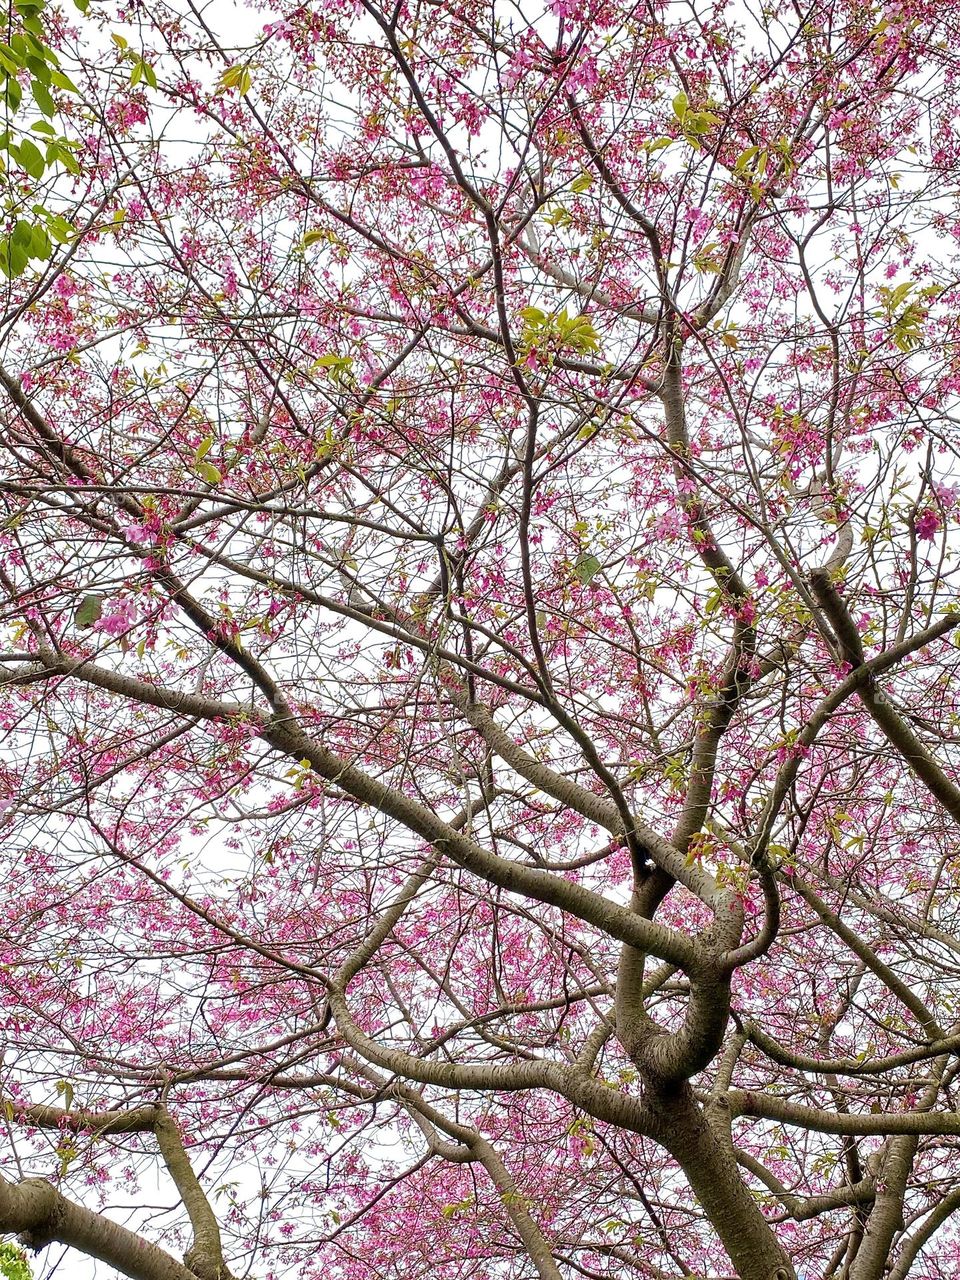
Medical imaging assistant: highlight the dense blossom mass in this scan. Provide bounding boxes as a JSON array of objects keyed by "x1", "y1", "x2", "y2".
[{"x1": 1, "y1": 1, "x2": 960, "y2": 1279}]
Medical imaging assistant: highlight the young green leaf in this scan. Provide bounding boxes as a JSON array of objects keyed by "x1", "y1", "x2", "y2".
[
  {"x1": 574, "y1": 553, "x2": 601, "y2": 585},
  {"x1": 75, "y1": 594, "x2": 103, "y2": 628}
]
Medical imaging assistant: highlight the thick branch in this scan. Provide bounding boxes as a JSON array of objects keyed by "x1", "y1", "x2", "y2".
[
  {"x1": 726, "y1": 1090, "x2": 960, "y2": 1136},
  {"x1": 155, "y1": 1108, "x2": 233, "y2": 1280},
  {"x1": 0, "y1": 1176, "x2": 198, "y2": 1280},
  {"x1": 746, "y1": 1019, "x2": 960, "y2": 1078},
  {"x1": 5, "y1": 1099, "x2": 157, "y2": 1135},
  {"x1": 261, "y1": 718, "x2": 698, "y2": 968}
]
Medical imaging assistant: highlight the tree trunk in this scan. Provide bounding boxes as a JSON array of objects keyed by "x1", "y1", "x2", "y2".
[{"x1": 652, "y1": 1086, "x2": 796, "y2": 1280}]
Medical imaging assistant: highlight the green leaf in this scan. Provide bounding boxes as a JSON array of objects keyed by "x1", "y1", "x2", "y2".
[
  {"x1": 75, "y1": 594, "x2": 103, "y2": 628},
  {"x1": 25, "y1": 55, "x2": 51, "y2": 85},
  {"x1": 194, "y1": 434, "x2": 214, "y2": 462},
  {"x1": 129, "y1": 53, "x2": 157, "y2": 89},
  {"x1": 684, "y1": 109, "x2": 722, "y2": 137},
  {"x1": 570, "y1": 171, "x2": 593, "y2": 193},
  {"x1": 45, "y1": 213, "x2": 74, "y2": 243},
  {"x1": 441, "y1": 1195, "x2": 475, "y2": 1219},
  {"x1": 704, "y1": 585, "x2": 724, "y2": 616},
  {"x1": 541, "y1": 203, "x2": 571, "y2": 228},
  {"x1": 30, "y1": 37, "x2": 59, "y2": 67},
  {"x1": 0, "y1": 1241, "x2": 33, "y2": 1280},
  {"x1": 31, "y1": 77, "x2": 55, "y2": 116},
  {"x1": 219, "y1": 63, "x2": 252, "y2": 95},
  {"x1": 56, "y1": 1136, "x2": 77, "y2": 1177},
  {"x1": 301, "y1": 228, "x2": 328, "y2": 247},
  {"x1": 312, "y1": 353, "x2": 351, "y2": 369},
  {"x1": 197, "y1": 461, "x2": 222, "y2": 484},
  {"x1": 560, "y1": 313, "x2": 600, "y2": 353},
  {"x1": 879, "y1": 280, "x2": 914, "y2": 311},
  {"x1": 574, "y1": 553, "x2": 601, "y2": 585},
  {"x1": 46, "y1": 139, "x2": 80, "y2": 173},
  {"x1": 17, "y1": 136, "x2": 45, "y2": 178},
  {"x1": 11, "y1": 219, "x2": 33, "y2": 250},
  {"x1": 693, "y1": 243, "x2": 722, "y2": 274},
  {"x1": 29, "y1": 224, "x2": 50, "y2": 260},
  {"x1": 0, "y1": 236, "x2": 29, "y2": 277},
  {"x1": 672, "y1": 90, "x2": 688, "y2": 120},
  {"x1": 50, "y1": 69, "x2": 78, "y2": 93}
]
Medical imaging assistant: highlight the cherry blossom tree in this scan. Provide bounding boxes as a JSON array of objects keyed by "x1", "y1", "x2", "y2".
[{"x1": 2, "y1": 1, "x2": 960, "y2": 1279}]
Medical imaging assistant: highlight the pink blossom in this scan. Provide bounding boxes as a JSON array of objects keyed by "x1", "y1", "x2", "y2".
[
  {"x1": 914, "y1": 508, "x2": 941, "y2": 540},
  {"x1": 223, "y1": 259, "x2": 239, "y2": 300},
  {"x1": 94, "y1": 598, "x2": 138, "y2": 637},
  {"x1": 264, "y1": 19, "x2": 295, "y2": 40},
  {"x1": 123, "y1": 523, "x2": 156, "y2": 545}
]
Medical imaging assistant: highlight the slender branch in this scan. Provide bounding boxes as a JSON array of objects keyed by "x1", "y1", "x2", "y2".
[{"x1": 810, "y1": 569, "x2": 960, "y2": 824}]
